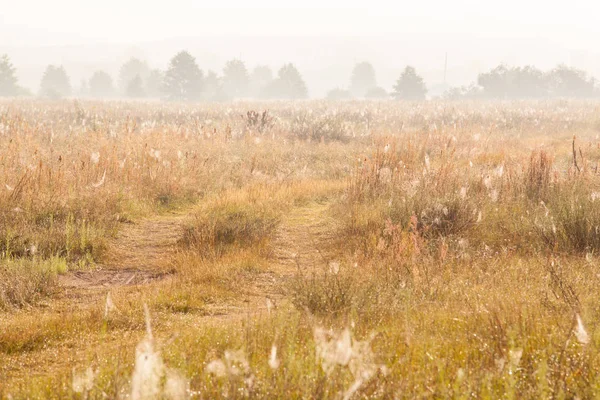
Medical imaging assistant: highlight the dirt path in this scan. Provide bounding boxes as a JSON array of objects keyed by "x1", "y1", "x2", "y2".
[
  {"x1": 58, "y1": 210, "x2": 187, "y2": 290},
  {"x1": 57, "y1": 200, "x2": 336, "y2": 303},
  {"x1": 53, "y1": 198, "x2": 339, "y2": 324},
  {"x1": 271, "y1": 201, "x2": 337, "y2": 275},
  {"x1": 238, "y1": 201, "x2": 338, "y2": 310},
  {"x1": 1, "y1": 201, "x2": 340, "y2": 390}
]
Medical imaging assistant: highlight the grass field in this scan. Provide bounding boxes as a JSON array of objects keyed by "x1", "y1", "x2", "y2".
[{"x1": 2, "y1": 99, "x2": 600, "y2": 398}]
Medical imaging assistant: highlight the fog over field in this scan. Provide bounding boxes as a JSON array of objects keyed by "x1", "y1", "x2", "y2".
[
  {"x1": 5, "y1": 2, "x2": 600, "y2": 398},
  {"x1": 2, "y1": 0, "x2": 600, "y2": 97}
]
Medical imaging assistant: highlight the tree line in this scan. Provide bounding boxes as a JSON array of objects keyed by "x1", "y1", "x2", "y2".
[
  {"x1": 445, "y1": 64, "x2": 599, "y2": 100},
  {"x1": 0, "y1": 52, "x2": 598, "y2": 101},
  {"x1": 330, "y1": 62, "x2": 600, "y2": 100},
  {"x1": 0, "y1": 51, "x2": 308, "y2": 101}
]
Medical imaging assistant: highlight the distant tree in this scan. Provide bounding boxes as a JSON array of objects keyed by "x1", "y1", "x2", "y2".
[
  {"x1": 78, "y1": 79, "x2": 89, "y2": 97},
  {"x1": 365, "y1": 86, "x2": 388, "y2": 99},
  {"x1": 326, "y1": 88, "x2": 352, "y2": 100},
  {"x1": 477, "y1": 64, "x2": 511, "y2": 99},
  {"x1": 88, "y1": 70, "x2": 114, "y2": 98},
  {"x1": 202, "y1": 70, "x2": 223, "y2": 101},
  {"x1": 547, "y1": 65, "x2": 596, "y2": 98},
  {"x1": 119, "y1": 58, "x2": 149, "y2": 94},
  {"x1": 145, "y1": 69, "x2": 164, "y2": 98},
  {"x1": 163, "y1": 51, "x2": 203, "y2": 101},
  {"x1": 477, "y1": 64, "x2": 547, "y2": 99},
  {"x1": 264, "y1": 63, "x2": 308, "y2": 99},
  {"x1": 0, "y1": 54, "x2": 20, "y2": 96},
  {"x1": 443, "y1": 84, "x2": 483, "y2": 100},
  {"x1": 392, "y1": 66, "x2": 427, "y2": 100},
  {"x1": 249, "y1": 66, "x2": 273, "y2": 98},
  {"x1": 476, "y1": 64, "x2": 597, "y2": 99},
  {"x1": 39, "y1": 65, "x2": 71, "y2": 98},
  {"x1": 126, "y1": 74, "x2": 145, "y2": 98},
  {"x1": 350, "y1": 62, "x2": 377, "y2": 97},
  {"x1": 222, "y1": 59, "x2": 249, "y2": 99},
  {"x1": 514, "y1": 66, "x2": 547, "y2": 98}
]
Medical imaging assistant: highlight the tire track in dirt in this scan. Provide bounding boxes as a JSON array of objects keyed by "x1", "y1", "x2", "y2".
[
  {"x1": 238, "y1": 200, "x2": 339, "y2": 312},
  {"x1": 57, "y1": 200, "x2": 337, "y2": 316},
  {"x1": 1, "y1": 201, "x2": 340, "y2": 390},
  {"x1": 59, "y1": 211, "x2": 187, "y2": 290}
]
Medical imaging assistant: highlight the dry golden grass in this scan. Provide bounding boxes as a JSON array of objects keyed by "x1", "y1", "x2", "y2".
[{"x1": 2, "y1": 99, "x2": 600, "y2": 398}]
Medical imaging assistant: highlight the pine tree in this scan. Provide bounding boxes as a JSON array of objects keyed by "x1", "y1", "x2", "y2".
[
  {"x1": 222, "y1": 59, "x2": 249, "y2": 99},
  {"x1": 0, "y1": 54, "x2": 20, "y2": 97},
  {"x1": 349, "y1": 62, "x2": 377, "y2": 97},
  {"x1": 249, "y1": 66, "x2": 273, "y2": 98},
  {"x1": 89, "y1": 71, "x2": 114, "y2": 98},
  {"x1": 119, "y1": 58, "x2": 149, "y2": 94},
  {"x1": 392, "y1": 66, "x2": 427, "y2": 100},
  {"x1": 145, "y1": 69, "x2": 164, "y2": 98},
  {"x1": 126, "y1": 74, "x2": 145, "y2": 98},
  {"x1": 265, "y1": 64, "x2": 308, "y2": 99},
  {"x1": 40, "y1": 65, "x2": 71, "y2": 98},
  {"x1": 163, "y1": 51, "x2": 203, "y2": 101}
]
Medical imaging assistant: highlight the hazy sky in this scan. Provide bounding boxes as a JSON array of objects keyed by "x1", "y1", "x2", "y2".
[
  {"x1": 2, "y1": 0, "x2": 600, "y2": 95},
  {"x1": 2, "y1": 0, "x2": 599, "y2": 45}
]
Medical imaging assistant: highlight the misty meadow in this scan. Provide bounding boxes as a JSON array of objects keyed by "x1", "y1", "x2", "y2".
[{"x1": 3, "y1": 1, "x2": 600, "y2": 399}]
